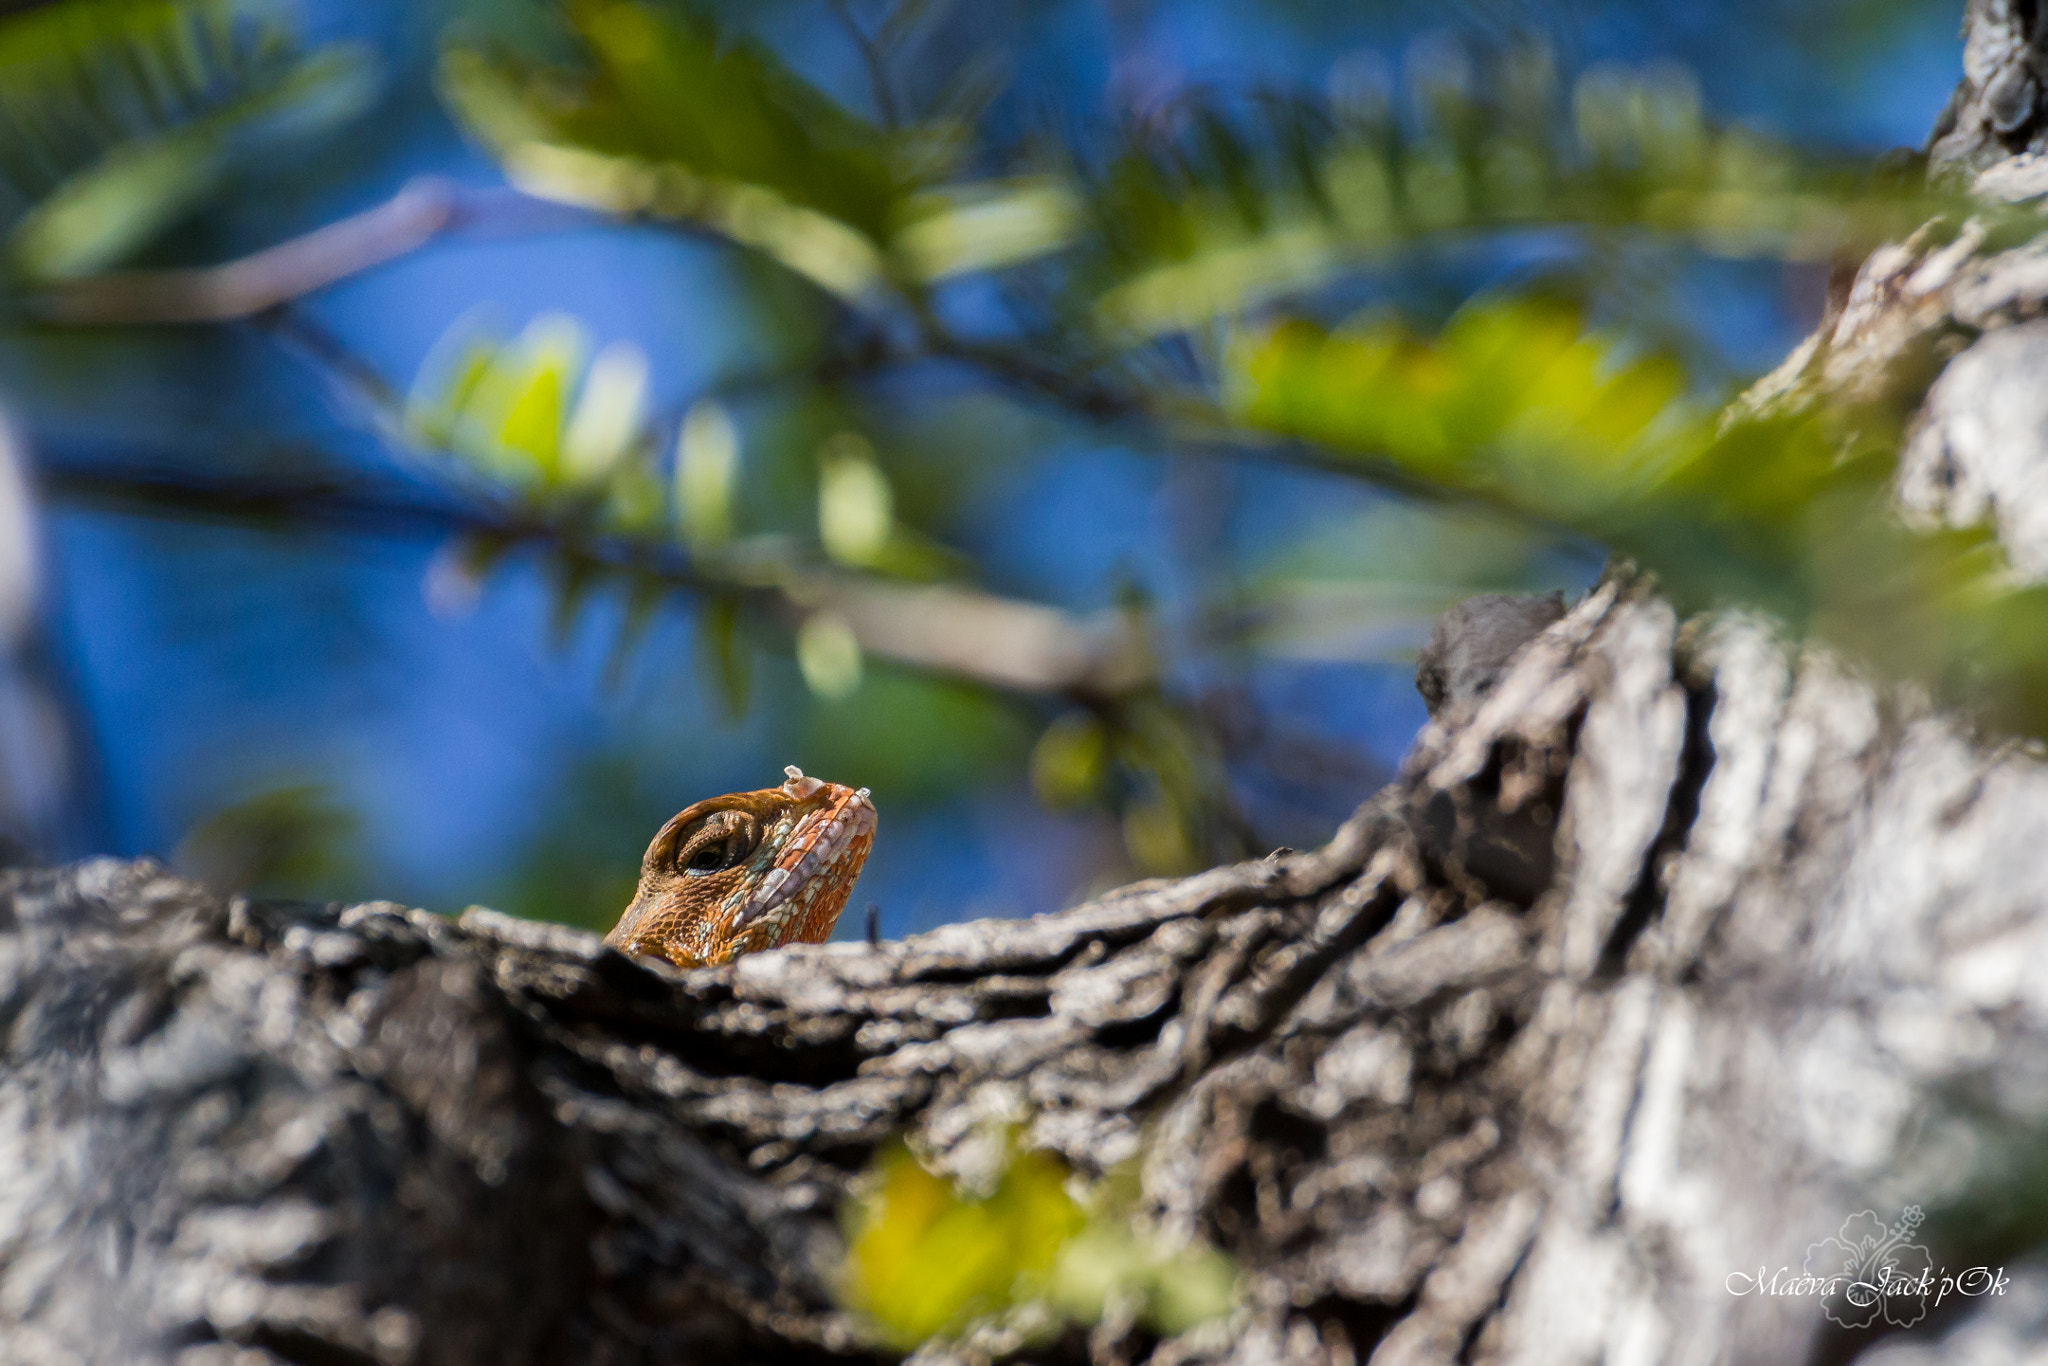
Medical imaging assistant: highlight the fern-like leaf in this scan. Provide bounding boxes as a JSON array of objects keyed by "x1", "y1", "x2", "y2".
[{"x1": 0, "y1": 0, "x2": 375, "y2": 281}]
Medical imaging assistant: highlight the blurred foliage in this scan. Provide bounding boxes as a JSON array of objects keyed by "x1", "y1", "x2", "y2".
[
  {"x1": 797, "y1": 667, "x2": 1032, "y2": 799},
  {"x1": 394, "y1": 0, "x2": 2048, "y2": 869},
  {"x1": 174, "y1": 782, "x2": 361, "y2": 896},
  {"x1": 19, "y1": 0, "x2": 2034, "y2": 909},
  {"x1": 408, "y1": 310, "x2": 670, "y2": 529},
  {"x1": 441, "y1": 11, "x2": 1969, "y2": 338},
  {"x1": 489, "y1": 754, "x2": 652, "y2": 931},
  {"x1": 0, "y1": 0, "x2": 375, "y2": 281},
  {"x1": 1073, "y1": 55, "x2": 1940, "y2": 338},
  {"x1": 439, "y1": 0, "x2": 914, "y2": 297},
  {"x1": 407, "y1": 309, "x2": 965, "y2": 578},
  {"x1": 1029, "y1": 695, "x2": 1247, "y2": 875},
  {"x1": 1232, "y1": 296, "x2": 2048, "y2": 736},
  {"x1": 841, "y1": 1137, "x2": 1236, "y2": 1349}
]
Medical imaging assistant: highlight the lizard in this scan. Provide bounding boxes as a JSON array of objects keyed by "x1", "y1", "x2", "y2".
[
  {"x1": 605, "y1": 765, "x2": 877, "y2": 968},
  {"x1": 606, "y1": 586, "x2": 1560, "y2": 968}
]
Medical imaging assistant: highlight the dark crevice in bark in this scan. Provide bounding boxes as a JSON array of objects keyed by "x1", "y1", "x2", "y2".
[
  {"x1": 598, "y1": 1012, "x2": 874, "y2": 1087},
  {"x1": 1092, "y1": 984, "x2": 1182, "y2": 1049},
  {"x1": 1304, "y1": 1290, "x2": 1415, "y2": 1361},
  {"x1": 1455, "y1": 1224, "x2": 1543, "y2": 1366},
  {"x1": 1194, "y1": 878, "x2": 1405, "y2": 1065},
  {"x1": 900, "y1": 911, "x2": 1237, "y2": 985},
  {"x1": 973, "y1": 982, "x2": 1058, "y2": 1022},
  {"x1": 1416, "y1": 734, "x2": 1565, "y2": 910},
  {"x1": 1600, "y1": 676, "x2": 1718, "y2": 978},
  {"x1": 247, "y1": 1328, "x2": 386, "y2": 1366}
]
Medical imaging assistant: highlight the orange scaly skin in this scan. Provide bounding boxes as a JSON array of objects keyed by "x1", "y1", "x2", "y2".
[{"x1": 606, "y1": 766, "x2": 876, "y2": 968}]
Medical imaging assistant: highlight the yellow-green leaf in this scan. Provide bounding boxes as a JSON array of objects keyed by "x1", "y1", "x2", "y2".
[
  {"x1": 818, "y1": 432, "x2": 894, "y2": 567},
  {"x1": 675, "y1": 399, "x2": 740, "y2": 549},
  {"x1": 796, "y1": 611, "x2": 863, "y2": 699}
]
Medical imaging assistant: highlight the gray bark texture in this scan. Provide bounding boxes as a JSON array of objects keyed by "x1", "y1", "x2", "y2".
[{"x1": 15, "y1": 5, "x2": 2048, "y2": 1365}]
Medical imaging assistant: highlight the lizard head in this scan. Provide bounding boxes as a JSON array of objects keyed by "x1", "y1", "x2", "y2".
[{"x1": 606, "y1": 766, "x2": 876, "y2": 969}]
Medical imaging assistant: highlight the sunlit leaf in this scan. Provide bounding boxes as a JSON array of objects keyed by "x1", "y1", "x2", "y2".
[
  {"x1": 842, "y1": 1144, "x2": 1077, "y2": 1347},
  {"x1": 11, "y1": 126, "x2": 222, "y2": 280},
  {"x1": 562, "y1": 339, "x2": 650, "y2": 484},
  {"x1": 841, "y1": 1138, "x2": 1236, "y2": 1351},
  {"x1": 894, "y1": 178, "x2": 1082, "y2": 280},
  {"x1": 797, "y1": 610, "x2": 864, "y2": 699},
  {"x1": 675, "y1": 398, "x2": 739, "y2": 549},
  {"x1": 1227, "y1": 297, "x2": 1696, "y2": 509},
  {"x1": 408, "y1": 329, "x2": 501, "y2": 449},
  {"x1": 438, "y1": 0, "x2": 917, "y2": 298},
  {"x1": 414, "y1": 312, "x2": 650, "y2": 493},
  {"x1": 818, "y1": 432, "x2": 894, "y2": 568},
  {"x1": 485, "y1": 313, "x2": 587, "y2": 483}
]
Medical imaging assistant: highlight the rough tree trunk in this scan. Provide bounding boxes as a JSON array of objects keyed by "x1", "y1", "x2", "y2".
[{"x1": 11, "y1": 5, "x2": 2048, "y2": 1365}]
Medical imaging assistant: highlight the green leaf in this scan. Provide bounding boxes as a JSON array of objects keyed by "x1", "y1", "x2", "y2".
[
  {"x1": 562, "y1": 338, "x2": 650, "y2": 484},
  {"x1": 417, "y1": 312, "x2": 603, "y2": 489},
  {"x1": 438, "y1": 0, "x2": 918, "y2": 298},
  {"x1": 893, "y1": 178, "x2": 1082, "y2": 280},
  {"x1": 1029, "y1": 712, "x2": 1109, "y2": 809},
  {"x1": 843, "y1": 1146, "x2": 1043, "y2": 1346},
  {"x1": 675, "y1": 398, "x2": 740, "y2": 549},
  {"x1": 1073, "y1": 53, "x2": 1968, "y2": 339},
  {"x1": 841, "y1": 1139, "x2": 1236, "y2": 1350},
  {"x1": 1230, "y1": 294, "x2": 2048, "y2": 742},
  {"x1": 0, "y1": 3, "x2": 376, "y2": 280},
  {"x1": 841, "y1": 1142, "x2": 1084, "y2": 1347},
  {"x1": 408, "y1": 331, "x2": 500, "y2": 449},
  {"x1": 817, "y1": 431, "x2": 894, "y2": 568},
  {"x1": 11, "y1": 124, "x2": 223, "y2": 280},
  {"x1": 796, "y1": 610, "x2": 864, "y2": 699}
]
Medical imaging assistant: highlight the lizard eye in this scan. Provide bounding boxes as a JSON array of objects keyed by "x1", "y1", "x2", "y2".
[
  {"x1": 684, "y1": 842, "x2": 735, "y2": 873},
  {"x1": 678, "y1": 813, "x2": 758, "y2": 876}
]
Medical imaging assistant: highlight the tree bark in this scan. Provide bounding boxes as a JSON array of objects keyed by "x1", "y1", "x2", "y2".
[{"x1": 14, "y1": 7, "x2": 2048, "y2": 1366}]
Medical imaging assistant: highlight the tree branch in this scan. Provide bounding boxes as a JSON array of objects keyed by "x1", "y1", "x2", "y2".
[
  {"x1": 30, "y1": 179, "x2": 596, "y2": 326},
  {"x1": 38, "y1": 457, "x2": 1152, "y2": 698}
]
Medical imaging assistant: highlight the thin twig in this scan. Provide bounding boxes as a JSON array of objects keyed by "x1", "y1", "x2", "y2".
[
  {"x1": 829, "y1": 0, "x2": 901, "y2": 130},
  {"x1": 38, "y1": 457, "x2": 1152, "y2": 697},
  {"x1": 20, "y1": 148, "x2": 1564, "y2": 542},
  {"x1": 31, "y1": 180, "x2": 599, "y2": 327},
  {"x1": 35, "y1": 179, "x2": 460, "y2": 325}
]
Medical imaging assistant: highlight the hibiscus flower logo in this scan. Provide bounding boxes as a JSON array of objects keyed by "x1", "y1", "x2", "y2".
[{"x1": 1803, "y1": 1207, "x2": 1934, "y2": 1330}]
